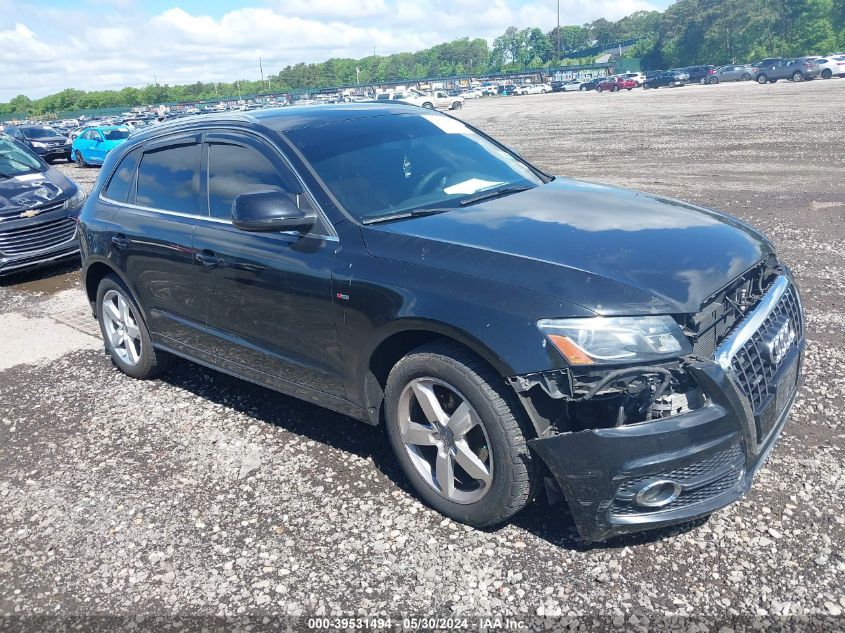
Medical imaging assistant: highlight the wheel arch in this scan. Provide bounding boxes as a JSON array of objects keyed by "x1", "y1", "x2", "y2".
[
  {"x1": 361, "y1": 320, "x2": 512, "y2": 426},
  {"x1": 84, "y1": 258, "x2": 133, "y2": 316}
]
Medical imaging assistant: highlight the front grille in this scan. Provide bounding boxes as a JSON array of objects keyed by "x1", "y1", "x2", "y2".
[
  {"x1": 611, "y1": 444, "x2": 745, "y2": 517},
  {"x1": 0, "y1": 218, "x2": 77, "y2": 256},
  {"x1": 685, "y1": 260, "x2": 778, "y2": 358},
  {"x1": 0, "y1": 200, "x2": 64, "y2": 221},
  {"x1": 730, "y1": 284, "x2": 803, "y2": 412}
]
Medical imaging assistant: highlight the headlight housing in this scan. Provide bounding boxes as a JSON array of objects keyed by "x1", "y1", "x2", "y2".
[
  {"x1": 538, "y1": 316, "x2": 692, "y2": 366},
  {"x1": 31, "y1": 141, "x2": 47, "y2": 148},
  {"x1": 64, "y1": 187, "x2": 87, "y2": 210}
]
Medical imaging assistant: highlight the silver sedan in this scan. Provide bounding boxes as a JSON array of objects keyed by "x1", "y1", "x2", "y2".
[{"x1": 710, "y1": 65, "x2": 756, "y2": 83}]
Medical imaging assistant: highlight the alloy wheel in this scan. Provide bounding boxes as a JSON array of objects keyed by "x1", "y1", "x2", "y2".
[
  {"x1": 397, "y1": 377, "x2": 493, "y2": 504},
  {"x1": 101, "y1": 289, "x2": 142, "y2": 366}
]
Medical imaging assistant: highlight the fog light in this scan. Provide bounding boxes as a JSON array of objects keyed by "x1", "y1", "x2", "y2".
[{"x1": 634, "y1": 479, "x2": 682, "y2": 508}]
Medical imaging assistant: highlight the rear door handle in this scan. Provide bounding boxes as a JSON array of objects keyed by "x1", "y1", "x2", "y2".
[
  {"x1": 111, "y1": 234, "x2": 129, "y2": 250},
  {"x1": 195, "y1": 250, "x2": 220, "y2": 269}
]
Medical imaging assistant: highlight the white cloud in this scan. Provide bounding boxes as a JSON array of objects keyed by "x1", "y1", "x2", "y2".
[{"x1": 0, "y1": 0, "x2": 657, "y2": 102}]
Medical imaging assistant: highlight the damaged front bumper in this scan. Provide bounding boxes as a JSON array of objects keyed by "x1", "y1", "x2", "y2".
[{"x1": 524, "y1": 348, "x2": 803, "y2": 541}]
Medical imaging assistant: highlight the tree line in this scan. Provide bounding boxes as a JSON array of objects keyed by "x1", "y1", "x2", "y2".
[{"x1": 3, "y1": 0, "x2": 843, "y2": 117}]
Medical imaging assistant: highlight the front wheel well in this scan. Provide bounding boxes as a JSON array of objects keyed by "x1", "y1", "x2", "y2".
[{"x1": 364, "y1": 330, "x2": 504, "y2": 425}]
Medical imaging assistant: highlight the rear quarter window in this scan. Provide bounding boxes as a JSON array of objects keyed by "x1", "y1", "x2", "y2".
[{"x1": 103, "y1": 147, "x2": 141, "y2": 203}]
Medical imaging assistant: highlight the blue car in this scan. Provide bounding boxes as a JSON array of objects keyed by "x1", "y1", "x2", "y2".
[{"x1": 71, "y1": 126, "x2": 130, "y2": 167}]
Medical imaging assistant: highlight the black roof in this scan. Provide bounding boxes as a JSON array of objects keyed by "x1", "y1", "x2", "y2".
[{"x1": 129, "y1": 102, "x2": 428, "y2": 143}]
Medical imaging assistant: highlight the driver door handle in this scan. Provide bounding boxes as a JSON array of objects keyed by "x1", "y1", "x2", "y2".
[{"x1": 195, "y1": 250, "x2": 221, "y2": 269}]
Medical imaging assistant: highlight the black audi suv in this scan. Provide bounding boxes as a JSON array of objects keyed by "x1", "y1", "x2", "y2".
[
  {"x1": 1, "y1": 135, "x2": 86, "y2": 276},
  {"x1": 77, "y1": 104, "x2": 804, "y2": 541}
]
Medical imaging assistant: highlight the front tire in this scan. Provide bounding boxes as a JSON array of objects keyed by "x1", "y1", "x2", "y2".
[
  {"x1": 741, "y1": 73, "x2": 751, "y2": 81},
  {"x1": 451, "y1": 101, "x2": 462, "y2": 110},
  {"x1": 384, "y1": 342, "x2": 538, "y2": 528},
  {"x1": 757, "y1": 74, "x2": 768, "y2": 84},
  {"x1": 791, "y1": 71, "x2": 804, "y2": 82},
  {"x1": 96, "y1": 274, "x2": 172, "y2": 379},
  {"x1": 709, "y1": 77, "x2": 719, "y2": 84},
  {"x1": 75, "y1": 150, "x2": 87, "y2": 168},
  {"x1": 821, "y1": 69, "x2": 832, "y2": 79}
]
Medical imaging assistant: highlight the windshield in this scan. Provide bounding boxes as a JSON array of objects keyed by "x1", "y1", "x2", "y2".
[
  {"x1": 0, "y1": 138, "x2": 45, "y2": 177},
  {"x1": 287, "y1": 113, "x2": 544, "y2": 222},
  {"x1": 103, "y1": 129, "x2": 130, "y2": 141},
  {"x1": 21, "y1": 126, "x2": 60, "y2": 139}
]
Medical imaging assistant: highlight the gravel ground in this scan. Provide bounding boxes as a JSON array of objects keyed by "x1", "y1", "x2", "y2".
[{"x1": 1, "y1": 79, "x2": 844, "y2": 630}]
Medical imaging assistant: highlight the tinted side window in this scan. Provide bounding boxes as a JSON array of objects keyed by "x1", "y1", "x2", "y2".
[
  {"x1": 207, "y1": 143, "x2": 290, "y2": 219},
  {"x1": 103, "y1": 147, "x2": 141, "y2": 203},
  {"x1": 136, "y1": 142, "x2": 200, "y2": 213}
]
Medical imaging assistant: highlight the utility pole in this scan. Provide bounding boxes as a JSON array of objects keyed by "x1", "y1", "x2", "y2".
[
  {"x1": 556, "y1": 0, "x2": 560, "y2": 63},
  {"x1": 259, "y1": 57, "x2": 265, "y2": 88}
]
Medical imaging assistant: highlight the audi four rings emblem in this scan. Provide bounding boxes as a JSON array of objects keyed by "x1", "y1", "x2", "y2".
[{"x1": 763, "y1": 318, "x2": 796, "y2": 365}]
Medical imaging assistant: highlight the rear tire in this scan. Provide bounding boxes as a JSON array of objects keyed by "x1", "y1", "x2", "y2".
[
  {"x1": 741, "y1": 73, "x2": 751, "y2": 81},
  {"x1": 422, "y1": 102, "x2": 434, "y2": 109},
  {"x1": 791, "y1": 71, "x2": 804, "y2": 82},
  {"x1": 822, "y1": 69, "x2": 832, "y2": 79},
  {"x1": 757, "y1": 74, "x2": 768, "y2": 84},
  {"x1": 96, "y1": 274, "x2": 173, "y2": 380},
  {"x1": 709, "y1": 77, "x2": 719, "y2": 84},
  {"x1": 451, "y1": 101, "x2": 462, "y2": 110},
  {"x1": 612, "y1": 85, "x2": 619, "y2": 92},
  {"x1": 384, "y1": 342, "x2": 538, "y2": 528}
]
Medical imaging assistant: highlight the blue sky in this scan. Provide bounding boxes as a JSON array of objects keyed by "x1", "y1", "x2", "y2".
[{"x1": 1, "y1": 0, "x2": 674, "y2": 101}]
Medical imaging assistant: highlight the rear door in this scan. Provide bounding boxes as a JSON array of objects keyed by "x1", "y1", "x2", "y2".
[
  {"x1": 191, "y1": 131, "x2": 346, "y2": 397},
  {"x1": 114, "y1": 134, "x2": 205, "y2": 350}
]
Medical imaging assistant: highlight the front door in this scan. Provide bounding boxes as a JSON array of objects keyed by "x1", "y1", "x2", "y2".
[{"x1": 191, "y1": 132, "x2": 345, "y2": 397}]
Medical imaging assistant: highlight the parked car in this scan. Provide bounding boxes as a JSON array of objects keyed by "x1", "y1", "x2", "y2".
[
  {"x1": 0, "y1": 135, "x2": 86, "y2": 275},
  {"x1": 552, "y1": 80, "x2": 582, "y2": 92},
  {"x1": 596, "y1": 77, "x2": 637, "y2": 92},
  {"x1": 390, "y1": 90, "x2": 464, "y2": 110},
  {"x1": 810, "y1": 56, "x2": 845, "y2": 79},
  {"x1": 679, "y1": 65, "x2": 717, "y2": 84},
  {"x1": 500, "y1": 84, "x2": 520, "y2": 95},
  {"x1": 70, "y1": 126, "x2": 130, "y2": 167},
  {"x1": 754, "y1": 57, "x2": 821, "y2": 83},
  {"x1": 522, "y1": 83, "x2": 552, "y2": 94},
  {"x1": 77, "y1": 103, "x2": 805, "y2": 541},
  {"x1": 668, "y1": 68, "x2": 691, "y2": 81},
  {"x1": 643, "y1": 71, "x2": 686, "y2": 89},
  {"x1": 621, "y1": 72, "x2": 646, "y2": 86},
  {"x1": 579, "y1": 78, "x2": 604, "y2": 91},
  {"x1": 710, "y1": 65, "x2": 756, "y2": 83},
  {"x1": 461, "y1": 88, "x2": 484, "y2": 99},
  {"x1": 2, "y1": 124, "x2": 72, "y2": 163}
]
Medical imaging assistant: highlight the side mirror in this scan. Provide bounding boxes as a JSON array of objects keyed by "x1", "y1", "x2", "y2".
[{"x1": 232, "y1": 190, "x2": 314, "y2": 233}]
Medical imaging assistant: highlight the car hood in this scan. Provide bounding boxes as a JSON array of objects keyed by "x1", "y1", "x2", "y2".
[
  {"x1": 0, "y1": 167, "x2": 76, "y2": 215},
  {"x1": 27, "y1": 136, "x2": 67, "y2": 144},
  {"x1": 361, "y1": 178, "x2": 774, "y2": 316}
]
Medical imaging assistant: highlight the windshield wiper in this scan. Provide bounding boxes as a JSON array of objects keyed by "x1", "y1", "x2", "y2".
[
  {"x1": 362, "y1": 207, "x2": 453, "y2": 225},
  {"x1": 459, "y1": 184, "x2": 533, "y2": 206}
]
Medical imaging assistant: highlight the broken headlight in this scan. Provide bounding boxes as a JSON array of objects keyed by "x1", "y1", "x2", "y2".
[{"x1": 538, "y1": 315, "x2": 692, "y2": 366}]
